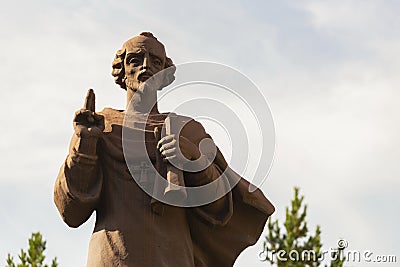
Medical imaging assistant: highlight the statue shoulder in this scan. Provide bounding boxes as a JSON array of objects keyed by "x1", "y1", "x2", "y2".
[
  {"x1": 97, "y1": 108, "x2": 124, "y2": 132},
  {"x1": 172, "y1": 113, "x2": 207, "y2": 135}
]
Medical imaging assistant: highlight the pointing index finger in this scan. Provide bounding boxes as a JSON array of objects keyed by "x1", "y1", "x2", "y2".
[{"x1": 84, "y1": 89, "x2": 96, "y2": 112}]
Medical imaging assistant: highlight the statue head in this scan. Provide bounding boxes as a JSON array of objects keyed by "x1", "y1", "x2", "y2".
[{"x1": 112, "y1": 32, "x2": 175, "y2": 91}]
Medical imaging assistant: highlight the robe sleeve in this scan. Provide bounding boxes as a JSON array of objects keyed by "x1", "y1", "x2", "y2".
[
  {"x1": 180, "y1": 118, "x2": 233, "y2": 226},
  {"x1": 185, "y1": 156, "x2": 234, "y2": 226},
  {"x1": 54, "y1": 146, "x2": 103, "y2": 228},
  {"x1": 182, "y1": 119, "x2": 275, "y2": 267}
]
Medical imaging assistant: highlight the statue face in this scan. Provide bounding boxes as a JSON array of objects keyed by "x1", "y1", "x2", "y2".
[{"x1": 123, "y1": 36, "x2": 167, "y2": 91}]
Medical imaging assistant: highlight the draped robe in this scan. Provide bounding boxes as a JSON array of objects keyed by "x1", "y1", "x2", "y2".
[{"x1": 54, "y1": 108, "x2": 275, "y2": 266}]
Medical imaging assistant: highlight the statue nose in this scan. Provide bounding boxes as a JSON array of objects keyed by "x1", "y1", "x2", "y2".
[{"x1": 142, "y1": 55, "x2": 151, "y2": 69}]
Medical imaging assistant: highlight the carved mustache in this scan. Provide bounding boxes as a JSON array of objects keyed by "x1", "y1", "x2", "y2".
[
  {"x1": 136, "y1": 70, "x2": 160, "y2": 94},
  {"x1": 138, "y1": 70, "x2": 154, "y2": 80}
]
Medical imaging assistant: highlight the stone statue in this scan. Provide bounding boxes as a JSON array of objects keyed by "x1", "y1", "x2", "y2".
[{"x1": 54, "y1": 32, "x2": 274, "y2": 266}]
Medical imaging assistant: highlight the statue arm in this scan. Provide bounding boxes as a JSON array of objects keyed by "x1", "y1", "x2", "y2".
[
  {"x1": 185, "y1": 158, "x2": 233, "y2": 226},
  {"x1": 182, "y1": 125, "x2": 233, "y2": 226},
  {"x1": 158, "y1": 117, "x2": 234, "y2": 225},
  {"x1": 54, "y1": 133, "x2": 103, "y2": 228}
]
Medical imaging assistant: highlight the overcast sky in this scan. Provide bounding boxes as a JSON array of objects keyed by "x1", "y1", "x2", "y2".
[{"x1": 0, "y1": 0, "x2": 399, "y2": 266}]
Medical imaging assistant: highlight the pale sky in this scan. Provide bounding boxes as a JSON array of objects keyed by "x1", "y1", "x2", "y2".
[{"x1": 0, "y1": 0, "x2": 399, "y2": 266}]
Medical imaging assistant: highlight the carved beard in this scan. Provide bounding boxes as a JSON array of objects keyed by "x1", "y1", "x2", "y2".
[
  {"x1": 125, "y1": 75, "x2": 166, "y2": 93},
  {"x1": 125, "y1": 76, "x2": 142, "y2": 92}
]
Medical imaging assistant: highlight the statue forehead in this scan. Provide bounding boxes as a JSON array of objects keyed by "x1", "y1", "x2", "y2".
[{"x1": 123, "y1": 36, "x2": 166, "y2": 57}]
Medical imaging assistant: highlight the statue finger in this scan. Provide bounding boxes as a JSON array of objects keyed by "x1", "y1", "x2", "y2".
[
  {"x1": 157, "y1": 134, "x2": 175, "y2": 148},
  {"x1": 74, "y1": 109, "x2": 93, "y2": 124},
  {"x1": 93, "y1": 113, "x2": 105, "y2": 130},
  {"x1": 154, "y1": 127, "x2": 161, "y2": 142},
  {"x1": 161, "y1": 147, "x2": 176, "y2": 158},
  {"x1": 84, "y1": 89, "x2": 96, "y2": 112},
  {"x1": 74, "y1": 108, "x2": 90, "y2": 117},
  {"x1": 159, "y1": 140, "x2": 177, "y2": 153},
  {"x1": 163, "y1": 155, "x2": 178, "y2": 163}
]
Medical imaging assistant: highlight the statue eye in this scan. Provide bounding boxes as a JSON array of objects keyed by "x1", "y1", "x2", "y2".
[
  {"x1": 153, "y1": 58, "x2": 162, "y2": 66},
  {"x1": 128, "y1": 56, "x2": 142, "y2": 65}
]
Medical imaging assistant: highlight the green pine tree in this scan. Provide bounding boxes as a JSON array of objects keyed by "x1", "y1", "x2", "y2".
[
  {"x1": 262, "y1": 187, "x2": 345, "y2": 267},
  {"x1": 5, "y1": 232, "x2": 58, "y2": 267}
]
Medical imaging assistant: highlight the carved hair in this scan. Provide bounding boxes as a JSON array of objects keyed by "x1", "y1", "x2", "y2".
[{"x1": 111, "y1": 32, "x2": 175, "y2": 90}]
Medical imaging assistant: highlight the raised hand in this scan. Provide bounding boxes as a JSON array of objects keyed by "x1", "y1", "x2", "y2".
[{"x1": 73, "y1": 89, "x2": 105, "y2": 139}]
